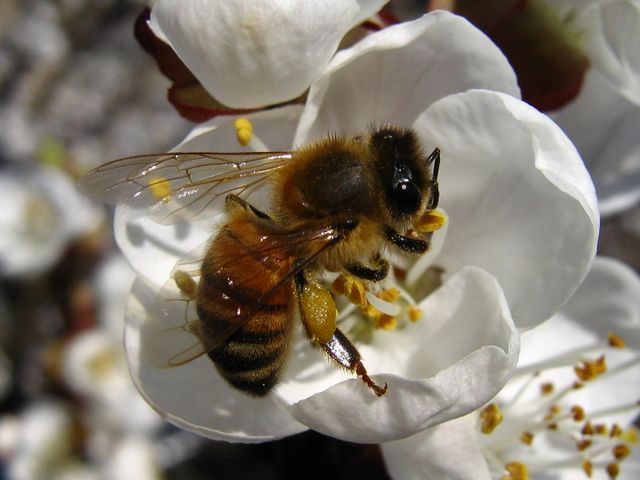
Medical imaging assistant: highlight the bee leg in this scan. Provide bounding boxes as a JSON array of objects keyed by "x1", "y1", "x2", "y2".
[
  {"x1": 384, "y1": 226, "x2": 429, "y2": 254},
  {"x1": 296, "y1": 274, "x2": 387, "y2": 396},
  {"x1": 321, "y1": 329, "x2": 388, "y2": 397},
  {"x1": 225, "y1": 194, "x2": 272, "y2": 220},
  {"x1": 345, "y1": 255, "x2": 389, "y2": 282}
]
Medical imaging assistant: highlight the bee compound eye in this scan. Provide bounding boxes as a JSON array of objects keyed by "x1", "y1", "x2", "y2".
[{"x1": 392, "y1": 182, "x2": 422, "y2": 216}]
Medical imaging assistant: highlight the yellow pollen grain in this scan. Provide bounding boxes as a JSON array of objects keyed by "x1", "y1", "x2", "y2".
[
  {"x1": 378, "y1": 288, "x2": 400, "y2": 303},
  {"x1": 540, "y1": 382, "x2": 554, "y2": 395},
  {"x1": 595, "y1": 355, "x2": 607, "y2": 374},
  {"x1": 148, "y1": 176, "x2": 171, "y2": 200},
  {"x1": 608, "y1": 332, "x2": 626, "y2": 348},
  {"x1": 375, "y1": 314, "x2": 397, "y2": 331},
  {"x1": 332, "y1": 274, "x2": 367, "y2": 308},
  {"x1": 501, "y1": 462, "x2": 529, "y2": 480},
  {"x1": 612, "y1": 444, "x2": 631, "y2": 460},
  {"x1": 571, "y1": 405, "x2": 586, "y2": 421},
  {"x1": 234, "y1": 117, "x2": 253, "y2": 146},
  {"x1": 582, "y1": 459, "x2": 593, "y2": 477},
  {"x1": 595, "y1": 423, "x2": 609, "y2": 436},
  {"x1": 480, "y1": 403, "x2": 503, "y2": 434},
  {"x1": 606, "y1": 462, "x2": 620, "y2": 479},
  {"x1": 408, "y1": 305, "x2": 422, "y2": 322},
  {"x1": 520, "y1": 431, "x2": 534, "y2": 445},
  {"x1": 416, "y1": 209, "x2": 448, "y2": 233}
]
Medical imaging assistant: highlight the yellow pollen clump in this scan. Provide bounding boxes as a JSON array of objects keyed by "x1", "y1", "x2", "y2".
[
  {"x1": 582, "y1": 460, "x2": 593, "y2": 477},
  {"x1": 612, "y1": 444, "x2": 631, "y2": 460},
  {"x1": 234, "y1": 117, "x2": 253, "y2": 146},
  {"x1": 480, "y1": 403, "x2": 503, "y2": 434},
  {"x1": 571, "y1": 405, "x2": 586, "y2": 421},
  {"x1": 416, "y1": 209, "x2": 448, "y2": 233},
  {"x1": 608, "y1": 332, "x2": 626, "y2": 348},
  {"x1": 375, "y1": 314, "x2": 397, "y2": 331},
  {"x1": 148, "y1": 176, "x2": 171, "y2": 200},
  {"x1": 378, "y1": 288, "x2": 400, "y2": 303},
  {"x1": 332, "y1": 274, "x2": 367, "y2": 308},
  {"x1": 520, "y1": 431, "x2": 534, "y2": 445},
  {"x1": 502, "y1": 462, "x2": 529, "y2": 480},
  {"x1": 606, "y1": 462, "x2": 620, "y2": 479},
  {"x1": 408, "y1": 305, "x2": 422, "y2": 322},
  {"x1": 540, "y1": 382, "x2": 554, "y2": 395},
  {"x1": 300, "y1": 282, "x2": 337, "y2": 344}
]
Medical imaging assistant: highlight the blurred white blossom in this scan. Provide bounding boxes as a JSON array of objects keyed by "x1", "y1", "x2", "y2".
[{"x1": 0, "y1": 165, "x2": 102, "y2": 277}]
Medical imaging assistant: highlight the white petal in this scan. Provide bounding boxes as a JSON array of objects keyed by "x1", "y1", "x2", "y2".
[
  {"x1": 551, "y1": 70, "x2": 640, "y2": 216},
  {"x1": 573, "y1": 0, "x2": 640, "y2": 106},
  {"x1": 381, "y1": 415, "x2": 491, "y2": 480},
  {"x1": 553, "y1": 256, "x2": 640, "y2": 348},
  {"x1": 419, "y1": 89, "x2": 599, "y2": 330},
  {"x1": 150, "y1": 0, "x2": 388, "y2": 108},
  {"x1": 295, "y1": 11, "x2": 519, "y2": 144},
  {"x1": 278, "y1": 267, "x2": 519, "y2": 443},
  {"x1": 114, "y1": 206, "x2": 210, "y2": 290},
  {"x1": 124, "y1": 278, "x2": 307, "y2": 442}
]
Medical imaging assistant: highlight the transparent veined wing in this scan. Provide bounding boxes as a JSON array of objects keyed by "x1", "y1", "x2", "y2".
[{"x1": 78, "y1": 151, "x2": 292, "y2": 224}]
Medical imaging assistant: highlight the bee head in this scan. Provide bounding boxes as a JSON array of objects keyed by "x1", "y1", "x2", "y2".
[{"x1": 369, "y1": 127, "x2": 430, "y2": 221}]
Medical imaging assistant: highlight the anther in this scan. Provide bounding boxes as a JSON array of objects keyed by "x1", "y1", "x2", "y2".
[
  {"x1": 520, "y1": 431, "x2": 534, "y2": 445},
  {"x1": 606, "y1": 462, "x2": 619, "y2": 479},
  {"x1": 502, "y1": 462, "x2": 528, "y2": 480},
  {"x1": 480, "y1": 403, "x2": 503, "y2": 434},
  {"x1": 608, "y1": 332, "x2": 625, "y2": 348},
  {"x1": 148, "y1": 176, "x2": 171, "y2": 200},
  {"x1": 612, "y1": 444, "x2": 631, "y2": 460},
  {"x1": 571, "y1": 405, "x2": 585, "y2": 421},
  {"x1": 234, "y1": 117, "x2": 253, "y2": 146}
]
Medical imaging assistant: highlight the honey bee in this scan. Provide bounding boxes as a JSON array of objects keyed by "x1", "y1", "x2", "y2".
[{"x1": 79, "y1": 125, "x2": 441, "y2": 397}]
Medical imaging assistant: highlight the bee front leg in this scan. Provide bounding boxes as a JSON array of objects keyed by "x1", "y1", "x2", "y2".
[{"x1": 384, "y1": 226, "x2": 429, "y2": 254}]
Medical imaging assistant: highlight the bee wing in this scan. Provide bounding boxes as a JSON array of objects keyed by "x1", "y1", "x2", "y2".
[
  {"x1": 154, "y1": 223, "x2": 347, "y2": 368},
  {"x1": 78, "y1": 151, "x2": 292, "y2": 224}
]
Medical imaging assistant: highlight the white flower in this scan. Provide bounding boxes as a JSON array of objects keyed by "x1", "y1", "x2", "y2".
[
  {"x1": 381, "y1": 256, "x2": 640, "y2": 480},
  {"x1": 0, "y1": 165, "x2": 102, "y2": 277},
  {"x1": 117, "y1": 13, "x2": 598, "y2": 443},
  {"x1": 149, "y1": 0, "x2": 389, "y2": 108}
]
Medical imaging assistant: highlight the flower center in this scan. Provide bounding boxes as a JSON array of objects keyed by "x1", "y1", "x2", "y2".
[{"x1": 478, "y1": 333, "x2": 639, "y2": 479}]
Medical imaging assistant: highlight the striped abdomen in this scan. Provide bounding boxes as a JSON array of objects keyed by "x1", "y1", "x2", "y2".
[{"x1": 197, "y1": 217, "x2": 295, "y2": 396}]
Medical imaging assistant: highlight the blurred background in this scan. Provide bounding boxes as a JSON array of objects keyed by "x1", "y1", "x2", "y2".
[{"x1": 0, "y1": 1, "x2": 638, "y2": 479}]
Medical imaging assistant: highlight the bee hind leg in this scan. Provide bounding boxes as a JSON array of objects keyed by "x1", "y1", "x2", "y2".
[
  {"x1": 321, "y1": 329, "x2": 388, "y2": 397},
  {"x1": 225, "y1": 193, "x2": 272, "y2": 220},
  {"x1": 296, "y1": 273, "x2": 387, "y2": 396}
]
